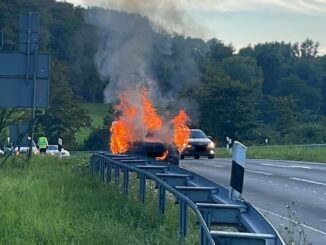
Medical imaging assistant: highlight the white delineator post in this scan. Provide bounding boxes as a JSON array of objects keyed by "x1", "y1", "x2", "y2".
[{"x1": 229, "y1": 141, "x2": 247, "y2": 200}]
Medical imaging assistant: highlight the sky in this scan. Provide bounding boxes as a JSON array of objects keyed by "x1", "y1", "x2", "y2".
[{"x1": 63, "y1": 0, "x2": 326, "y2": 54}]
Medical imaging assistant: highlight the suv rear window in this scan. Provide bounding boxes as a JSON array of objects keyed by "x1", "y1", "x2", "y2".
[{"x1": 190, "y1": 130, "x2": 207, "y2": 139}]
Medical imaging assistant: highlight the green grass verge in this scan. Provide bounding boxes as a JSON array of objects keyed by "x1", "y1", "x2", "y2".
[
  {"x1": 0, "y1": 156, "x2": 198, "y2": 244},
  {"x1": 75, "y1": 103, "x2": 111, "y2": 145},
  {"x1": 215, "y1": 145, "x2": 326, "y2": 163}
]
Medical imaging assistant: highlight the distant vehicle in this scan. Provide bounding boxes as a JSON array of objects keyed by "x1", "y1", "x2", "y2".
[
  {"x1": 181, "y1": 129, "x2": 215, "y2": 159},
  {"x1": 18, "y1": 141, "x2": 40, "y2": 155},
  {"x1": 5, "y1": 141, "x2": 40, "y2": 155},
  {"x1": 46, "y1": 145, "x2": 70, "y2": 157}
]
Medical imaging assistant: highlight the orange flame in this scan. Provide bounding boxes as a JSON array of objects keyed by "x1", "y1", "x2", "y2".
[
  {"x1": 172, "y1": 110, "x2": 191, "y2": 152},
  {"x1": 110, "y1": 87, "x2": 191, "y2": 156},
  {"x1": 110, "y1": 92, "x2": 137, "y2": 154},
  {"x1": 156, "y1": 150, "x2": 169, "y2": 160},
  {"x1": 142, "y1": 88, "x2": 162, "y2": 133},
  {"x1": 110, "y1": 120, "x2": 129, "y2": 154}
]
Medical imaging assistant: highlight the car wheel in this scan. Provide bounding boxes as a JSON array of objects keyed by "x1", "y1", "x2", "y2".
[
  {"x1": 208, "y1": 154, "x2": 214, "y2": 159},
  {"x1": 194, "y1": 155, "x2": 200, "y2": 159}
]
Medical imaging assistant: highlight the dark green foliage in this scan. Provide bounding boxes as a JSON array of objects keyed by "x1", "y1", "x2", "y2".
[
  {"x1": 0, "y1": 0, "x2": 102, "y2": 102},
  {"x1": 36, "y1": 61, "x2": 91, "y2": 148},
  {"x1": 84, "y1": 106, "x2": 114, "y2": 150},
  {"x1": 84, "y1": 128, "x2": 108, "y2": 151}
]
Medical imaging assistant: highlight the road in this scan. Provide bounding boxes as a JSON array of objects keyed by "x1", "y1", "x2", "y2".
[{"x1": 180, "y1": 158, "x2": 326, "y2": 245}]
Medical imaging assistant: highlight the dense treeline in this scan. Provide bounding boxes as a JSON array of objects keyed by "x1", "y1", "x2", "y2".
[
  {"x1": 0, "y1": 0, "x2": 325, "y2": 149},
  {"x1": 194, "y1": 39, "x2": 326, "y2": 145}
]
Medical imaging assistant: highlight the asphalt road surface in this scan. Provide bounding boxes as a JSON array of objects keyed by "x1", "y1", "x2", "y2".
[{"x1": 180, "y1": 158, "x2": 326, "y2": 245}]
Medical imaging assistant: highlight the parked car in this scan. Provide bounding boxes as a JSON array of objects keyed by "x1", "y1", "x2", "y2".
[
  {"x1": 46, "y1": 145, "x2": 70, "y2": 157},
  {"x1": 4, "y1": 141, "x2": 40, "y2": 155},
  {"x1": 181, "y1": 129, "x2": 215, "y2": 159},
  {"x1": 18, "y1": 144, "x2": 40, "y2": 155}
]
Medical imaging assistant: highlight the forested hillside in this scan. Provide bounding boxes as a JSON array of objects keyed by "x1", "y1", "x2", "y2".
[{"x1": 0, "y1": 0, "x2": 325, "y2": 149}]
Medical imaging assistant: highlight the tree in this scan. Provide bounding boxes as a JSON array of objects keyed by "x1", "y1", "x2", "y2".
[
  {"x1": 0, "y1": 109, "x2": 30, "y2": 145},
  {"x1": 207, "y1": 39, "x2": 234, "y2": 62},
  {"x1": 240, "y1": 42, "x2": 297, "y2": 95},
  {"x1": 84, "y1": 107, "x2": 114, "y2": 151},
  {"x1": 272, "y1": 74, "x2": 322, "y2": 112},
  {"x1": 299, "y1": 39, "x2": 319, "y2": 58},
  {"x1": 36, "y1": 61, "x2": 91, "y2": 148},
  {"x1": 193, "y1": 60, "x2": 260, "y2": 144},
  {"x1": 220, "y1": 55, "x2": 263, "y2": 88},
  {"x1": 269, "y1": 96, "x2": 298, "y2": 142}
]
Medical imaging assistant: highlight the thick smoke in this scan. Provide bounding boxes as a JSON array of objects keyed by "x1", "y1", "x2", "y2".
[
  {"x1": 80, "y1": 0, "x2": 206, "y2": 37},
  {"x1": 85, "y1": 8, "x2": 203, "y2": 112},
  {"x1": 86, "y1": 9, "x2": 155, "y2": 103}
]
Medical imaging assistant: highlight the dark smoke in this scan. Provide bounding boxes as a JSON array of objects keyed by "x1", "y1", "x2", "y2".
[{"x1": 85, "y1": 8, "x2": 205, "y2": 114}]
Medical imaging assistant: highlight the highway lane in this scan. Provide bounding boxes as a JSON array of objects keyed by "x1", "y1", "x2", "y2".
[{"x1": 180, "y1": 158, "x2": 326, "y2": 245}]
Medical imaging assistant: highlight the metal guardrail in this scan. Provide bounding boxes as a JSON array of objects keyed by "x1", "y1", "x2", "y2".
[
  {"x1": 247, "y1": 143, "x2": 326, "y2": 148},
  {"x1": 90, "y1": 152, "x2": 285, "y2": 245}
]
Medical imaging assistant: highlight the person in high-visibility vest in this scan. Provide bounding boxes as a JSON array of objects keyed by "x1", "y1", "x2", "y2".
[{"x1": 38, "y1": 134, "x2": 49, "y2": 155}]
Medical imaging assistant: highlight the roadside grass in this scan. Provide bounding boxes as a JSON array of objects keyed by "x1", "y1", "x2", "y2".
[
  {"x1": 0, "y1": 156, "x2": 198, "y2": 244},
  {"x1": 75, "y1": 103, "x2": 110, "y2": 146},
  {"x1": 215, "y1": 145, "x2": 326, "y2": 163}
]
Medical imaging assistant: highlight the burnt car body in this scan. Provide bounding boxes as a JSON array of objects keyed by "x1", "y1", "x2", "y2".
[
  {"x1": 128, "y1": 139, "x2": 180, "y2": 166},
  {"x1": 181, "y1": 129, "x2": 215, "y2": 159}
]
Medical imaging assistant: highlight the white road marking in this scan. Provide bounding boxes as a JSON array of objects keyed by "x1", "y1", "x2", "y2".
[
  {"x1": 258, "y1": 208, "x2": 326, "y2": 236},
  {"x1": 251, "y1": 159, "x2": 326, "y2": 166},
  {"x1": 202, "y1": 163, "x2": 224, "y2": 168},
  {"x1": 260, "y1": 163, "x2": 311, "y2": 169},
  {"x1": 247, "y1": 169, "x2": 272, "y2": 176},
  {"x1": 290, "y1": 177, "x2": 326, "y2": 187}
]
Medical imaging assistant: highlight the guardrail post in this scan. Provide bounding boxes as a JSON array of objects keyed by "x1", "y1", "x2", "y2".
[
  {"x1": 139, "y1": 174, "x2": 146, "y2": 204},
  {"x1": 114, "y1": 165, "x2": 120, "y2": 184},
  {"x1": 200, "y1": 210, "x2": 211, "y2": 245},
  {"x1": 92, "y1": 156, "x2": 100, "y2": 179},
  {"x1": 158, "y1": 185, "x2": 166, "y2": 215},
  {"x1": 106, "y1": 162, "x2": 112, "y2": 183},
  {"x1": 123, "y1": 168, "x2": 129, "y2": 196},
  {"x1": 91, "y1": 157, "x2": 95, "y2": 180},
  {"x1": 100, "y1": 158, "x2": 105, "y2": 182},
  {"x1": 179, "y1": 200, "x2": 188, "y2": 237}
]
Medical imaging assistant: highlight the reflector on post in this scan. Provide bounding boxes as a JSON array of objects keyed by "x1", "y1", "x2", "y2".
[{"x1": 229, "y1": 141, "x2": 247, "y2": 199}]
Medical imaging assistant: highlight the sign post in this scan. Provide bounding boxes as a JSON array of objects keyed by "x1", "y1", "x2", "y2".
[
  {"x1": 229, "y1": 141, "x2": 247, "y2": 200},
  {"x1": 0, "y1": 12, "x2": 50, "y2": 160}
]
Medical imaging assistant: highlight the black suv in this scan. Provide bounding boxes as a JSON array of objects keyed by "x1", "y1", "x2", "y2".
[{"x1": 181, "y1": 129, "x2": 215, "y2": 159}]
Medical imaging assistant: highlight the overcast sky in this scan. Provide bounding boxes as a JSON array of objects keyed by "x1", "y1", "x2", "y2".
[{"x1": 63, "y1": 0, "x2": 326, "y2": 54}]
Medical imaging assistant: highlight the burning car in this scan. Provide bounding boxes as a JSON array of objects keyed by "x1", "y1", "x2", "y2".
[
  {"x1": 128, "y1": 139, "x2": 180, "y2": 166},
  {"x1": 181, "y1": 129, "x2": 215, "y2": 159},
  {"x1": 109, "y1": 88, "x2": 190, "y2": 166}
]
